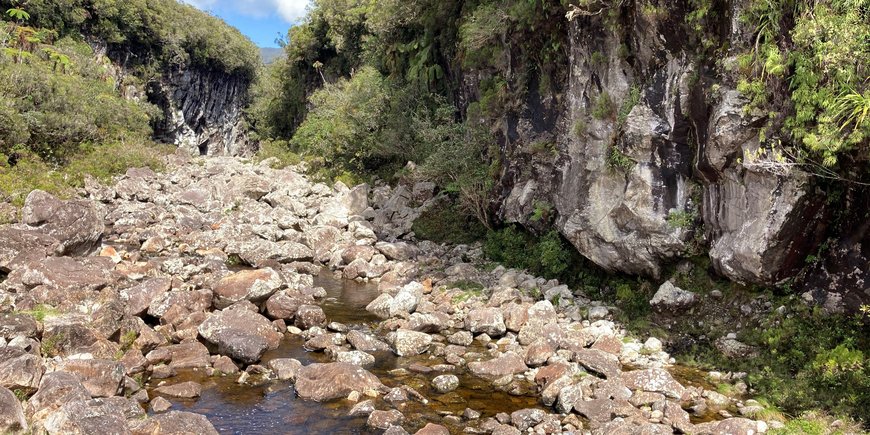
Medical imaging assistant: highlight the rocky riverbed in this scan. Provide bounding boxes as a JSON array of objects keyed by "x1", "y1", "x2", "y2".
[{"x1": 0, "y1": 154, "x2": 776, "y2": 434}]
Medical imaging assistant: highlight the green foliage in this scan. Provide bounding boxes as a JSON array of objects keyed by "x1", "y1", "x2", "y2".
[
  {"x1": 572, "y1": 120, "x2": 587, "y2": 138},
  {"x1": 18, "y1": 304, "x2": 59, "y2": 322},
  {"x1": 738, "y1": 0, "x2": 870, "y2": 169},
  {"x1": 591, "y1": 92, "x2": 616, "y2": 120},
  {"x1": 254, "y1": 139, "x2": 302, "y2": 169},
  {"x1": 411, "y1": 202, "x2": 487, "y2": 245},
  {"x1": 617, "y1": 86, "x2": 641, "y2": 127},
  {"x1": 666, "y1": 209, "x2": 697, "y2": 229},
  {"x1": 1, "y1": 0, "x2": 259, "y2": 78},
  {"x1": 530, "y1": 201, "x2": 553, "y2": 223},
  {"x1": 606, "y1": 146, "x2": 634, "y2": 172},
  {"x1": 484, "y1": 226, "x2": 574, "y2": 281}
]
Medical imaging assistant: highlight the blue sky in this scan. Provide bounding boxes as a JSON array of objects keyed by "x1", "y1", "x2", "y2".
[{"x1": 183, "y1": 0, "x2": 310, "y2": 47}]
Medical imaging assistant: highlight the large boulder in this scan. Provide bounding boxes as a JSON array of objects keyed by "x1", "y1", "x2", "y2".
[
  {"x1": 39, "y1": 398, "x2": 130, "y2": 435},
  {"x1": 21, "y1": 190, "x2": 104, "y2": 256},
  {"x1": 212, "y1": 268, "x2": 283, "y2": 309},
  {"x1": 120, "y1": 278, "x2": 171, "y2": 317},
  {"x1": 57, "y1": 359, "x2": 124, "y2": 398},
  {"x1": 468, "y1": 352, "x2": 528, "y2": 378},
  {"x1": 0, "y1": 387, "x2": 27, "y2": 434},
  {"x1": 621, "y1": 369, "x2": 686, "y2": 399},
  {"x1": 198, "y1": 308, "x2": 283, "y2": 364},
  {"x1": 0, "y1": 348, "x2": 43, "y2": 393},
  {"x1": 465, "y1": 308, "x2": 507, "y2": 337},
  {"x1": 294, "y1": 362, "x2": 385, "y2": 402},
  {"x1": 392, "y1": 330, "x2": 432, "y2": 356},
  {"x1": 0, "y1": 228, "x2": 57, "y2": 273},
  {"x1": 129, "y1": 411, "x2": 219, "y2": 435},
  {"x1": 144, "y1": 342, "x2": 211, "y2": 370},
  {"x1": 25, "y1": 372, "x2": 90, "y2": 419}
]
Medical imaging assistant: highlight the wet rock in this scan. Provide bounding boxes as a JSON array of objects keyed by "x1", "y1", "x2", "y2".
[
  {"x1": 294, "y1": 305, "x2": 327, "y2": 329},
  {"x1": 465, "y1": 308, "x2": 507, "y2": 337},
  {"x1": 295, "y1": 362, "x2": 385, "y2": 402},
  {"x1": 0, "y1": 387, "x2": 27, "y2": 433},
  {"x1": 431, "y1": 374, "x2": 459, "y2": 393},
  {"x1": 154, "y1": 381, "x2": 202, "y2": 399},
  {"x1": 415, "y1": 423, "x2": 449, "y2": 435},
  {"x1": 149, "y1": 397, "x2": 172, "y2": 413},
  {"x1": 468, "y1": 352, "x2": 528, "y2": 378},
  {"x1": 198, "y1": 308, "x2": 282, "y2": 364},
  {"x1": 392, "y1": 329, "x2": 432, "y2": 356},
  {"x1": 145, "y1": 342, "x2": 211, "y2": 370},
  {"x1": 264, "y1": 291, "x2": 306, "y2": 320},
  {"x1": 212, "y1": 268, "x2": 283, "y2": 309},
  {"x1": 347, "y1": 330, "x2": 391, "y2": 353},
  {"x1": 335, "y1": 351, "x2": 376, "y2": 367},
  {"x1": 650, "y1": 281, "x2": 697, "y2": 311},
  {"x1": 621, "y1": 368, "x2": 686, "y2": 399},
  {"x1": 58, "y1": 359, "x2": 124, "y2": 398},
  {"x1": 447, "y1": 331, "x2": 473, "y2": 346},
  {"x1": 267, "y1": 358, "x2": 302, "y2": 381},
  {"x1": 21, "y1": 190, "x2": 105, "y2": 256},
  {"x1": 367, "y1": 409, "x2": 404, "y2": 430},
  {"x1": 573, "y1": 348, "x2": 622, "y2": 379},
  {"x1": 129, "y1": 411, "x2": 219, "y2": 435},
  {"x1": 511, "y1": 408, "x2": 546, "y2": 431},
  {"x1": 0, "y1": 348, "x2": 43, "y2": 393},
  {"x1": 349, "y1": 399, "x2": 376, "y2": 416},
  {"x1": 212, "y1": 356, "x2": 240, "y2": 375}
]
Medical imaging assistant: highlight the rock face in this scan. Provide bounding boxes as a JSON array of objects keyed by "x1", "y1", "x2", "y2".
[
  {"x1": 21, "y1": 190, "x2": 104, "y2": 256},
  {"x1": 150, "y1": 68, "x2": 252, "y2": 156},
  {"x1": 294, "y1": 363, "x2": 385, "y2": 402}
]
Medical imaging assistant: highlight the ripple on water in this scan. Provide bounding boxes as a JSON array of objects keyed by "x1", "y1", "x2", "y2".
[{"x1": 147, "y1": 270, "x2": 543, "y2": 434}]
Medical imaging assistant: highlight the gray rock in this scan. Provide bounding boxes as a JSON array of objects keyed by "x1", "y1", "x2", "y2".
[
  {"x1": 212, "y1": 268, "x2": 283, "y2": 309},
  {"x1": 367, "y1": 409, "x2": 404, "y2": 430},
  {"x1": 468, "y1": 352, "x2": 528, "y2": 378},
  {"x1": 431, "y1": 374, "x2": 459, "y2": 393},
  {"x1": 335, "y1": 351, "x2": 375, "y2": 367},
  {"x1": 392, "y1": 330, "x2": 432, "y2": 356},
  {"x1": 295, "y1": 363, "x2": 384, "y2": 401},
  {"x1": 0, "y1": 348, "x2": 43, "y2": 394},
  {"x1": 198, "y1": 308, "x2": 282, "y2": 364},
  {"x1": 465, "y1": 308, "x2": 507, "y2": 337},
  {"x1": 650, "y1": 281, "x2": 697, "y2": 311},
  {"x1": 267, "y1": 358, "x2": 302, "y2": 381},
  {"x1": 0, "y1": 387, "x2": 27, "y2": 434},
  {"x1": 21, "y1": 190, "x2": 104, "y2": 256}
]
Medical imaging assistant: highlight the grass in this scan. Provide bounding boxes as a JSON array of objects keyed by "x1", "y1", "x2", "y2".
[
  {"x1": 18, "y1": 304, "x2": 60, "y2": 322},
  {"x1": 451, "y1": 280, "x2": 485, "y2": 303},
  {"x1": 606, "y1": 146, "x2": 634, "y2": 172},
  {"x1": 40, "y1": 332, "x2": 64, "y2": 357}
]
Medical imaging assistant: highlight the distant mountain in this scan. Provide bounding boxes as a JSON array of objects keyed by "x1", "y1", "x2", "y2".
[{"x1": 260, "y1": 47, "x2": 285, "y2": 64}]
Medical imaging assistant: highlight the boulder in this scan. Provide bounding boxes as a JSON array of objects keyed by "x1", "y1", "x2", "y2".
[
  {"x1": 58, "y1": 359, "x2": 124, "y2": 398},
  {"x1": 0, "y1": 313, "x2": 40, "y2": 340},
  {"x1": 121, "y1": 278, "x2": 171, "y2": 317},
  {"x1": 0, "y1": 348, "x2": 43, "y2": 393},
  {"x1": 431, "y1": 375, "x2": 459, "y2": 393},
  {"x1": 154, "y1": 382, "x2": 202, "y2": 399},
  {"x1": 374, "y1": 242, "x2": 419, "y2": 261},
  {"x1": 335, "y1": 351, "x2": 376, "y2": 367},
  {"x1": 198, "y1": 309, "x2": 282, "y2": 364},
  {"x1": 0, "y1": 228, "x2": 57, "y2": 273},
  {"x1": 0, "y1": 387, "x2": 27, "y2": 434},
  {"x1": 649, "y1": 281, "x2": 697, "y2": 311},
  {"x1": 267, "y1": 358, "x2": 302, "y2": 381},
  {"x1": 573, "y1": 348, "x2": 622, "y2": 379},
  {"x1": 392, "y1": 330, "x2": 432, "y2": 356},
  {"x1": 367, "y1": 409, "x2": 404, "y2": 430},
  {"x1": 129, "y1": 411, "x2": 219, "y2": 435},
  {"x1": 465, "y1": 308, "x2": 507, "y2": 337},
  {"x1": 415, "y1": 423, "x2": 449, "y2": 435},
  {"x1": 621, "y1": 368, "x2": 686, "y2": 399},
  {"x1": 39, "y1": 398, "x2": 129, "y2": 434},
  {"x1": 144, "y1": 342, "x2": 211, "y2": 370},
  {"x1": 21, "y1": 190, "x2": 105, "y2": 256},
  {"x1": 294, "y1": 363, "x2": 385, "y2": 402},
  {"x1": 25, "y1": 372, "x2": 90, "y2": 418},
  {"x1": 294, "y1": 305, "x2": 327, "y2": 330},
  {"x1": 468, "y1": 352, "x2": 528, "y2": 378},
  {"x1": 347, "y1": 330, "x2": 391, "y2": 353},
  {"x1": 212, "y1": 268, "x2": 283, "y2": 309},
  {"x1": 510, "y1": 408, "x2": 546, "y2": 431}
]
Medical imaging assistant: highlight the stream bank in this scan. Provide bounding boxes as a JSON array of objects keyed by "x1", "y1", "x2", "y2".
[{"x1": 0, "y1": 155, "x2": 775, "y2": 434}]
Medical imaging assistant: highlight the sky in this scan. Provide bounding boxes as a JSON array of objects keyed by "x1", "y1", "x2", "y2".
[{"x1": 183, "y1": 0, "x2": 311, "y2": 47}]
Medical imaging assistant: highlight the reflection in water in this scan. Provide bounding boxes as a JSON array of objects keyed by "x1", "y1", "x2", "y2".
[{"x1": 148, "y1": 270, "x2": 542, "y2": 434}]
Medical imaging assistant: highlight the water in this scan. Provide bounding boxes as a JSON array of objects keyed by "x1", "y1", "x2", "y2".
[{"x1": 147, "y1": 270, "x2": 542, "y2": 434}]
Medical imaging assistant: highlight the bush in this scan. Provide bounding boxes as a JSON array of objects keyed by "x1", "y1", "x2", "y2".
[
  {"x1": 412, "y1": 202, "x2": 487, "y2": 245},
  {"x1": 484, "y1": 226, "x2": 577, "y2": 282}
]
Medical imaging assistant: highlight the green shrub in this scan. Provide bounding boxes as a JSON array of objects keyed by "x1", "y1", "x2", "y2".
[
  {"x1": 254, "y1": 139, "x2": 302, "y2": 169},
  {"x1": 64, "y1": 141, "x2": 171, "y2": 187},
  {"x1": 484, "y1": 226, "x2": 576, "y2": 282},
  {"x1": 606, "y1": 146, "x2": 634, "y2": 172},
  {"x1": 617, "y1": 86, "x2": 641, "y2": 127},
  {"x1": 592, "y1": 92, "x2": 617, "y2": 120},
  {"x1": 412, "y1": 202, "x2": 487, "y2": 245}
]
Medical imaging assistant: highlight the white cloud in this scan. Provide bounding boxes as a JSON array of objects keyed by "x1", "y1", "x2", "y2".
[{"x1": 183, "y1": 0, "x2": 310, "y2": 23}]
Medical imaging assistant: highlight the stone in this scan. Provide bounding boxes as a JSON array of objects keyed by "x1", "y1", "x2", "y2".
[
  {"x1": 294, "y1": 305, "x2": 327, "y2": 329},
  {"x1": 212, "y1": 268, "x2": 283, "y2": 309},
  {"x1": 349, "y1": 399, "x2": 376, "y2": 416},
  {"x1": 650, "y1": 281, "x2": 697, "y2": 311},
  {"x1": 0, "y1": 313, "x2": 40, "y2": 340},
  {"x1": 154, "y1": 381, "x2": 202, "y2": 399},
  {"x1": 367, "y1": 409, "x2": 404, "y2": 430},
  {"x1": 129, "y1": 411, "x2": 219, "y2": 435},
  {"x1": 347, "y1": 330, "x2": 391, "y2": 353},
  {"x1": 431, "y1": 374, "x2": 459, "y2": 393},
  {"x1": 264, "y1": 291, "x2": 306, "y2": 320},
  {"x1": 149, "y1": 397, "x2": 172, "y2": 413},
  {"x1": 39, "y1": 397, "x2": 128, "y2": 435},
  {"x1": 198, "y1": 309, "x2": 282, "y2": 364},
  {"x1": 294, "y1": 363, "x2": 384, "y2": 402},
  {"x1": 465, "y1": 308, "x2": 507, "y2": 337},
  {"x1": 392, "y1": 329, "x2": 432, "y2": 356},
  {"x1": 468, "y1": 352, "x2": 528, "y2": 378},
  {"x1": 25, "y1": 372, "x2": 90, "y2": 418},
  {"x1": 621, "y1": 369, "x2": 686, "y2": 399},
  {"x1": 335, "y1": 351, "x2": 376, "y2": 367},
  {"x1": 0, "y1": 228, "x2": 57, "y2": 273},
  {"x1": 21, "y1": 190, "x2": 105, "y2": 256},
  {"x1": 0, "y1": 387, "x2": 27, "y2": 434},
  {"x1": 511, "y1": 408, "x2": 546, "y2": 431},
  {"x1": 643, "y1": 337, "x2": 663, "y2": 353},
  {"x1": 267, "y1": 358, "x2": 302, "y2": 381},
  {"x1": 145, "y1": 342, "x2": 211, "y2": 370},
  {"x1": 375, "y1": 242, "x2": 418, "y2": 261},
  {"x1": 0, "y1": 348, "x2": 43, "y2": 393},
  {"x1": 415, "y1": 423, "x2": 449, "y2": 435},
  {"x1": 447, "y1": 331, "x2": 473, "y2": 346},
  {"x1": 58, "y1": 359, "x2": 124, "y2": 398},
  {"x1": 212, "y1": 356, "x2": 240, "y2": 375},
  {"x1": 121, "y1": 278, "x2": 171, "y2": 317},
  {"x1": 524, "y1": 341, "x2": 555, "y2": 367}
]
